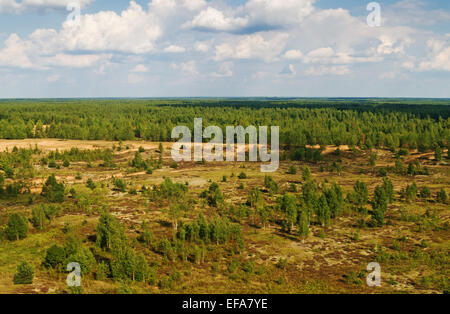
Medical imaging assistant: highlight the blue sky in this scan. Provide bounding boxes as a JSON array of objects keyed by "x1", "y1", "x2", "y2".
[{"x1": 0, "y1": 0, "x2": 449, "y2": 98}]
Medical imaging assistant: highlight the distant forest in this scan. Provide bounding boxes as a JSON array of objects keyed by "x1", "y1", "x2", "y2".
[{"x1": 0, "y1": 99, "x2": 449, "y2": 151}]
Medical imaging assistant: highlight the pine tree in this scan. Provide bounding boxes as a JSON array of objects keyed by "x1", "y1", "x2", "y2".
[
  {"x1": 5, "y1": 213, "x2": 28, "y2": 241},
  {"x1": 373, "y1": 186, "x2": 388, "y2": 213},
  {"x1": 435, "y1": 145, "x2": 442, "y2": 161},
  {"x1": 382, "y1": 177, "x2": 395, "y2": 203}
]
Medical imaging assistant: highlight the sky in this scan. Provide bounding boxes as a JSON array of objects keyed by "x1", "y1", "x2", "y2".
[{"x1": 0, "y1": 0, "x2": 449, "y2": 98}]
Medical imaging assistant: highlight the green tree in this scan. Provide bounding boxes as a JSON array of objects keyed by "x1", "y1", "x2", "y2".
[
  {"x1": 298, "y1": 209, "x2": 309, "y2": 242},
  {"x1": 42, "y1": 245, "x2": 66, "y2": 269},
  {"x1": 5, "y1": 213, "x2": 28, "y2": 241},
  {"x1": 437, "y1": 188, "x2": 447, "y2": 204},
  {"x1": 435, "y1": 145, "x2": 442, "y2": 161},
  {"x1": 419, "y1": 186, "x2": 431, "y2": 199},
  {"x1": 405, "y1": 183, "x2": 418, "y2": 203},
  {"x1": 352, "y1": 181, "x2": 369, "y2": 207},
  {"x1": 372, "y1": 186, "x2": 388, "y2": 214},
  {"x1": 381, "y1": 177, "x2": 395, "y2": 204},
  {"x1": 41, "y1": 174, "x2": 65, "y2": 202},
  {"x1": 287, "y1": 165, "x2": 297, "y2": 175},
  {"x1": 302, "y1": 166, "x2": 312, "y2": 181},
  {"x1": 96, "y1": 211, "x2": 127, "y2": 250},
  {"x1": 13, "y1": 261, "x2": 34, "y2": 285},
  {"x1": 31, "y1": 205, "x2": 47, "y2": 230},
  {"x1": 369, "y1": 152, "x2": 377, "y2": 167}
]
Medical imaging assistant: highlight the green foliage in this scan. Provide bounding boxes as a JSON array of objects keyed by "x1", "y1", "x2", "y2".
[
  {"x1": 150, "y1": 177, "x2": 188, "y2": 201},
  {"x1": 4, "y1": 213, "x2": 28, "y2": 241},
  {"x1": 113, "y1": 179, "x2": 126, "y2": 193},
  {"x1": 435, "y1": 145, "x2": 442, "y2": 161},
  {"x1": 405, "y1": 183, "x2": 418, "y2": 203},
  {"x1": 437, "y1": 188, "x2": 447, "y2": 204},
  {"x1": 41, "y1": 174, "x2": 65, "y2": 202},
  {"x1": 138, "y1": 221, "x2": 154, "y2": 246},
  {"x1": 287, "y1": 165, "x2": 297, "y2": 174},
  {"x1": 247, "y1": 187, "x2": 263, "y2": 208},
  {"x1": 419, "y1": 186, "x2": 432, "y2": 199},
  {"x1": 349, "y1": 181, "x2": 369, "y2": 207},
  {"x1": 42, "y1": 245, "x2": 66, "y2": 269},
  {"x1": 86, "y1": 178, "x2": 96, "y2": 191},
  {"x1": 13, "y1": 261, "x2": 34, "y2": 285},
  {"x1": 96, "y1": 211, "x2": 127, "y2": 251},
  {"x1": 31, "y1": 205, "x2": 48, "y2": 230},
  {"x1": 264, "y1": 175, "x2": 278, "y2": 195},
  {"x1": 382, "y1": 177, "x2": 395, "y2": 203},
  {"x1": 238, "y1": 172, "x2": 247, "y2": 179},
  {"x1": 201, "y1": 182, "x2": 224, "y2": 207},
  {"x1": 302, "y1": 166, "x2": 312, "y2": 181}
]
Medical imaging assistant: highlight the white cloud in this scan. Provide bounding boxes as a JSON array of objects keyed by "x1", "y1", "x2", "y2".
[
  {"x1": 171, "y1": 60, "x2": 198, "y2": 75},
  {"x1": 214, "y1": 33, "x2": 289, "y2": 62},
  {"x1": 0, "y1": 34, "x2": 37, "y2": 69},
  {"x1": 185, "y1": 0, "x2": 316, "y2": 33},
  {"x1": 130, "y1": 64, "x2": 149, "y2": 73},
  {"x1": 305, "y1": 65, "x2": 350, "y2": 76},
  {"x1": 58, "y1": 1, "x2": 162, "y2": 54},
  {"x1": 283, "y1": 50, "x2": 303, "y2": 60},
  {"x1": 40, "y1": 53, "x2": 110, "y2": 68},
  {"x1": 164, "y1": 45, "x2": 186, "y2": 53},
  {"x1": 418, "y1": 38, "x2": 450, "y2": 71},
  {"x1": 0, "y1": 0, "x2": 93, "y2": 14},
  {"x1": 182, "y1": 0, "x2": 206, "y2": 11},
  {"x1": 194, "y1": 41, "x2": 210, "y2": 52},
  {"x1": 244, "y1": 0, "x2": 315, "y2": 27},
  {"x1": 186, "y1": 7, "x2": 248, "y2": 32}
]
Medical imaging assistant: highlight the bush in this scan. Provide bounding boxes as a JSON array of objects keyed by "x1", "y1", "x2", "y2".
[
  {"x1": 419, "y1": 186, "x2": 431, "y2": 199},
  {"x1": 113, "y1": 179, "x2": 126, "y2": 193},
  {"x1": 287, "y1": 165, "x2": 297, "y2": 175},
  {"x1": 13, "y1": 261, "x2": 34, "y2": 285},
  {"x1": 238, "y1": 172, "x2": 247, "y2": 179},
  {"x1": 42, "y1": 245, "x2": 66, "y2": 269}
]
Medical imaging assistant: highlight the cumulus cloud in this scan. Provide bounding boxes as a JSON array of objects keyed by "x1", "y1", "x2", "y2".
[
  {"x1": 58, "y1": 1, "x2": 162, "y2": 54},
  {"x1": 185, "y1": 7, "x2": 249, "y2": 32},
  {"x1": 214, "y1": 33, "x2": 289, "y2": 62},
  {"x1": 283, "y1": 50, "x2": 303, "y2": 60},
  {"x1": 0, "y1": 34, "x2": 37, "y2": 69},
  {"x1": 0, "y1": 0, "x2": 93, "y2": 14},
  {"x1": 164, "y1": 45, "x2": 186, "y2": 53},
  {"x1": 185, "y1": 0, "x2": 316, "y2": 33},
  {"x1": 418, "y1": 38, "x2": 450, "y2": 71}
]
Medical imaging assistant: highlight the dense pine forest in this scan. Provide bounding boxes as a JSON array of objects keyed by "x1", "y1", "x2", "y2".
[{"x1": 0, "y1": 99, "x2": 449, "y2": 151}]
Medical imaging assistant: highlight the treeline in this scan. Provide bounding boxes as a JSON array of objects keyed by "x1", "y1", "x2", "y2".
[{"x1": 0, "y1": 100, "x2": 448, "y2": 151}]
